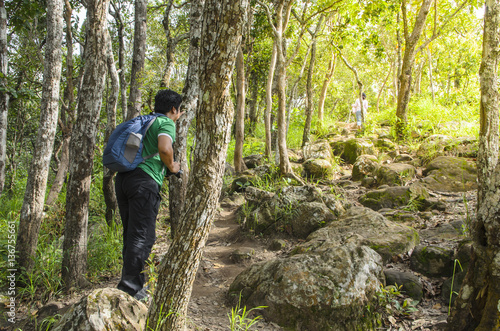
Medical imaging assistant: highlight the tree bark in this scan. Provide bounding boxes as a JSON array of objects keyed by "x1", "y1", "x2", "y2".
[
  {"x1": 147, "y1": 1, "x2": 247, "y2": 329},
  {"x1": 111, "y1": 1, "x2": 128, "y2": 122},
  {"x1": 247, "y1": 69, "x2": 259, "y2": 133},
  {"x1": 126, "y1": 0, "x2": 147, "y2": 120},
  {"x1": 17, "y1": 0, "x2": 64, "y2": 273},
  {"x1": 0, "y1": 0, "x2": 8, "y2": 195},
  {"x1": 264, "y1": 41, "x2": 277, "y2": 161},
  {"x1": 427, "y1": 47, "x2": 435, "y2": 102},
  {"x1": 46, "y1": 0, "x2": 75, "y2": 207},
  {"x1": 103, "y1": 29, "x2": 120, "y2": 226},
  {"x1": 234, "y1": 46, "x2": 246, "y2": 173},
  {"x1": 61, "y1": 0, "x2": 110, "y2": 289},
  {"x1": 317, "y1": 53, "x2": 336, "y2": 125},
  {"x1": 448, "y1": 1, "x2": 500, "y2": 329},
  {"x1": 169, "y1": 0, "x2": 205, "y2": 237}
]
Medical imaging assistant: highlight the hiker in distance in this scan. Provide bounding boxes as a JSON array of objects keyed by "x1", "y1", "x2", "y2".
[
  {"x1": 115, "y1": 89, "x2": 184, "y2": 301},
  {"x1": 352, "y1": 92, "x2": 368, "y2": 131}
]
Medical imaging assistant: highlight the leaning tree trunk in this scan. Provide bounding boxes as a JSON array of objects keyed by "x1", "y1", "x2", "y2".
[
  {"x1": 395, "y1": 0, "x2": 433, "y2": 138},
  {"x1": 16, "y1": 0, "x2": 64, "y2": 274},
  {"x1": 448, "y1": 1, "x2": 500, "y2": 329},
  {"x1": 264, "y1": 41, "x2": 277, "y2": 161},
  {"x1": 234, "y1": 46, "x2": 246, "y2": 173},
  {"x1": 126, "y1": 0, "x2": 147, "y2": 120},
  {"x1": 0, "y1": 0, "x2": 8, "y2": 195},
  {"x1": 147, "y1": 0, "x2": 247, "y2": 329},
  {"x1": 46, "y1": 0, "x2": 75, "y2": 206},
  {"x1": 61, "y1": 0, "x2": 110, "y2": 289},
  {"x1": 168, "y1": 0, "x2": 204, "y2": 238},
  {"x1": 102, "y1": 29, "x2": 120, "y2": 226},
  {"x1": 302, "y1": 37, "x2": 316, "y2": 147},
  {"x1": 317, "y1": 53, "x2": 336, "y2": 125}
]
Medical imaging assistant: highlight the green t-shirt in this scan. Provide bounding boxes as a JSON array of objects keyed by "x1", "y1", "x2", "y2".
[{"x1": 137, "y1": 115, "x2": 176, "y2": 187}]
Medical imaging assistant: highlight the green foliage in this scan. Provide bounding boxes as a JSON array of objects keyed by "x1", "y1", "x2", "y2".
[
  {"x1": 87, "y1": 221, "x2": 123, "y2": 281},
  {"x1": 376, "y1": 284, "x2": 419, "y2": 318},
  {"x1": 228, "y1": 293, "x2": 267, "y2": 331}
]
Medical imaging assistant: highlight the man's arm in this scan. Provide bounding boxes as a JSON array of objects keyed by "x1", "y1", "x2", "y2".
[{"x1": 158, "y1": 135, "x2": 180, "y2": 173}]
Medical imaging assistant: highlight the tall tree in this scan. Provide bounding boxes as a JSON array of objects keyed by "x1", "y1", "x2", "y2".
[
  {"x1": 46, "y1": 0, "x2": 76, "y2": 206},
  {"x1": 61, "y1": 0, "x2": 110, "y2": 289},
  {"x1": 16, "y1": 0, "x2": 64, "y2": 274},
  {"x1": 126, "y1": 0, "x2": 147, "y2": 120},
  {"x1": 110, "y1": 0, "x2": 128, "y2": 122},
  {"x1": 147, "y1": 0, "x2": 248, "y2": 329},
  {"x1": 234, "y1": 45, "x2": 246, "y2": 173},
  {"x1": 168, "y1": 0, "x2": 205, "y2": 237},
  {"x1": 395, "y1": 0, "x2": 467, "y2": 137},
  {"x1": 448, "y1": 1, "x2": 500, "y2": 328},
  {"x1": 102, "y1": 28, "x2": 120, "y2": 226},
  {"x1": 317, "y1": 52, "x2": 336, "y2": 125},
  {"x1": 160, "y1": 0, "x2": 188, "y2": 88},
  {"x1": 0, "y1": 0, "x2": 7, "y2": 195}
]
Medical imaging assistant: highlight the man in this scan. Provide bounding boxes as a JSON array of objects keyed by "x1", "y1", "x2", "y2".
[
  {"x1": 115, "y1": 89, "x2": 183, "y2": 300},
  {"x1": 351, "y1": 92, "x2": 368, "y2": 131}
]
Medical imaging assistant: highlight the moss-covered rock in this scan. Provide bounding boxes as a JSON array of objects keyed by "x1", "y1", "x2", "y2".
[
  {"x1": 352, "y1": 155, "x2": 379, "y2": 181},
  {"x1": 420, "y1": 156, "x2": 477, "y2": 192},
  {"x1": 342, "y1": 138, "x2": 376, "y2": 164},
  {"x1": 384, "y1": 269, "x2": 423, "y2": 302},
  {"x1": 52, "y1": 288, "x2": 147, "y2": 331},
  {"x1": 376, "y1": 163, "x2": 417, "y2": 187},
  {"x1": 303, "y1": 158, "x2": 334, "y2": 179},
  {"x1": 229, "y1": 243, "x2": 383, "y2": 331},
  {"x1": 298, "y1": 207, "x2": 419, "y2": 264},
  {"x1": 410, "y1": 245, "x2": 454, "y2": 277},
  {"x1": 359, "y1": 184, "x2": 429, "y2": 211},
  {"x1": 303, "y1": 140, "x2": 333, "y2": 161}
]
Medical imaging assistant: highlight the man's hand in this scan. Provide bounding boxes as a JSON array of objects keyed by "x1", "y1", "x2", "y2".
[{"x1": 171, "y1": 107, "x2": 185, "y2": 122}]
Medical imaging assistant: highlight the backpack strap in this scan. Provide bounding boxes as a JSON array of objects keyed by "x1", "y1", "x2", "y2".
[{"x1": 142, "y1": 113, "x2": 166, "y2": 161}]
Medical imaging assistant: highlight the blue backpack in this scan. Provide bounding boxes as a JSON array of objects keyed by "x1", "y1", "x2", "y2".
[{"x1": 103, "y1": 113, "x2": 165, "y2": 173}]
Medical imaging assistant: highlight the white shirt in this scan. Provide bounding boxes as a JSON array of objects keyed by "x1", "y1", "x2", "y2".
[{"x1": 352, "y1": 98, "x2": 368, "y2": 115}]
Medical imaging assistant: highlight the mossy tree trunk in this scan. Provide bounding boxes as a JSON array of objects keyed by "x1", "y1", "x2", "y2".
[
  {"x1": 448, "y1": 1, "x2": 500, "y2": 329},
  {"x1": 147, "y1": 1, "x2": 247, "y2": 329}
]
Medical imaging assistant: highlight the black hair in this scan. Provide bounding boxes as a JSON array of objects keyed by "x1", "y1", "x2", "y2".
[
  {"x1": 154, "y1": 89, "x2": 182, "y2": 114},
  {"x1": 362, "y1": 92, "x2": 366, "y2": 99}
]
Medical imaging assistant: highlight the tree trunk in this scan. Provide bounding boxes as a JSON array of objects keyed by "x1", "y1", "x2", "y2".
[
  {"x1": 376, "y1": 62, "x2": 393, "y2": 112},
  {"x1": 427, "y1": 47, "x2": 435, "y2": 102},
  {"x1": 103, "y1": 29, "x2": 120, "y2": 226},
  {"x1": 247, "y1": 69, "x2": 259, "y2": 133},
  {"x1": 395, "y1": 0, "x2": 433, "y2": 138},
  {"x1": 147, "y1": 1, "x2": 247, "y2": 329},
  {"x1": 234, "y1": 46, "x2": 246, "y2": 173},
  {"x1": 0, "y1": 0, "x2": 8, "y2": 195},
  {"x1": 61, "y1": 0, "x2": 110, "y2": 289},
  {"x1": 264, "y1": 41, "x2": 277, "y2": 161},
  {"x1": 126, "y1": 0, "x2": 147, "y2": 120},
  {"x1": 46, "y1": 0, "x2": 75, "y2": 207},
  {"x1": 302, "y1": 37, "x2": 316, "y2": 147},
  {"x1": 317, "y1": 53, "x2": 336, "y2": 125},
  {"x1": 111, "y1": 3, "x2": 128, "y2": 122},
  {"x1": 168, "y1": 0, "x2": 204, "y2": 237},
  {"x1": 448, "y1": 1, "x2": 500, "y2": 329},
  {"x1": 17, "y1": 0, "x2": 64, "y2": 273}
]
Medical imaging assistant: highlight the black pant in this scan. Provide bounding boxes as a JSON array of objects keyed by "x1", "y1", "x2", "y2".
[{"x1": 115, "y1": 168, "x2": 161, "y2": 296}]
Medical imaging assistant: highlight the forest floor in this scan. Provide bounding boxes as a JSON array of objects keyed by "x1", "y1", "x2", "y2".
[{"x1": 5, "y1": 167, "x2": 471, "y2": 331}]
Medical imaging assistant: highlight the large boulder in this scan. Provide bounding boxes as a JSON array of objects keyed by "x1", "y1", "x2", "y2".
[
  {"x1": 342, "y1": 138, "x2": 376, "y2": 164},
  {"x1": 384, "y1": 269, "x2": 423, "y2": 302},
  {"x1": 303, "y1": 158, "x2": 334, "y2": 179},
  {"x1": 417, "y1": 135, "x2": 478, "y2": 163},
  {"x1": 229, "y1": 243, "x2": 383, "y2": 331},
  {"x1": 52, "y1": 288, "x2": 147, "y2": 331},
  {"x1": 297, "y1": 207, "x2": 419, "y2": 263},
  {"x1": 376, "y1": 163, "x2": 417, "y2": 187},
  {"x1": 420, "y1": 156, "x2": 477, "y2": 192},
  {"x1": 359, "y1": 184, "x2": 429, "y2": 211},
  {"x1": 303, "y1": 140, "x2": 332, "y2": 161},
  {"x1": 243, "y1": 154, "x2": 263, "y2": 169},
  {"x1": 352, "y1": 155, "x2": 379, "y2": 181},
  {"x1": 410, "y1": 245, "x2": 454, "y2": 277},
  {"x1": 238, "y1": 185, "x2": 344, "y2": 237}
]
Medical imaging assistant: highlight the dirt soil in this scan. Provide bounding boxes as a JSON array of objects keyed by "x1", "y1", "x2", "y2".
[{"x1": 4, "y1": 178, "x2": 473, "y2": 331}]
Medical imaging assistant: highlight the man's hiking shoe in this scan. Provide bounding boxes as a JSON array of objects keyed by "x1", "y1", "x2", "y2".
[{"x1": 134, "y1": 286, "x2": 150, "y2": 303}]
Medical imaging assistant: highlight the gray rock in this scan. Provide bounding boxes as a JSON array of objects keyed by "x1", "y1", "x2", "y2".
[
  {"x1": 229, "y1": 243, "x2": 383, "y2": 331},
  {"x1": 298, "y1": 207, "x2": 419, "y2": 264},
  {"x1": 377, "y1": 163, "x2": 417, "y2": 187},
  {"x1": 243, "y1": 154, "x2": 263, "y2": 169},
  {"x1": 384, "y1": 269, "x2": 423, "y2": 302},
  {"x1": 419, "y1": 223, "x2": 462, "y2": 242},
  {"x1": 268, "y1": 239, "x2": 287, "y2": 251},
  {"x1": 52, "y1": 288, "x2": 147, "y2": 331},
  {"x1": 303, "y1": 141, "x2": 332, "y2": 161},
  {"x1": 303, "y1": 158, "x2": 334, "y2": 179},
  {"x1": 441, "y1": 271, "x2": 466, "y2": 306},
  {"x1": 342, "y1": 138, "x2": 376, "y2": 164},
  {"x1": 421, "y1": 156, "x2": 477, "y2": 192},
  {"x1": 231, "y1": 248, "x2": 256, "y2": 263},
  {"x1": 410, "y1": 245, "x2": 454, "y2": 277},
  {"x1": 352, "y1": 155, "x2": 379, "y2": 181},
  {"x1": 359, "y1": 184, "x2": 429, "y2": 211}
]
